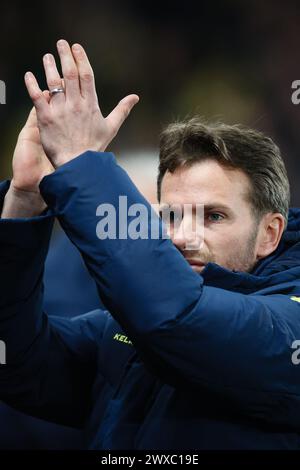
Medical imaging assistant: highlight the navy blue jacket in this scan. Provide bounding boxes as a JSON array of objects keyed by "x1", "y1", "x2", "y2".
[{"x1": 1, "y1": 151, "x2": 300, "y2": 449}]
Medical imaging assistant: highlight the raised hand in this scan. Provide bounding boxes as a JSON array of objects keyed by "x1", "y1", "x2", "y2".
[{"x1": 24, "y1": 40, "x2": 139, "y2": 168}]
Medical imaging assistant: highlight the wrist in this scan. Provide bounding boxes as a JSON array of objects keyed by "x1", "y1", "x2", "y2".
[
  {"x1": 1, "y1": 183, "x2": 47, "y2": 219},
  {"x1": 51, "y1": 146, "x2": 105, "y2": 168}
]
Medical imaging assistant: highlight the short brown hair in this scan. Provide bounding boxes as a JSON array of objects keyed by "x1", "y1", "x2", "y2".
[{"x1": 157, "y1": 117, "x2": 290, "y2": 225}]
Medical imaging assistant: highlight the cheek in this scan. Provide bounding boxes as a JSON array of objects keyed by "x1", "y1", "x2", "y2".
[{"x1": 203, "y1": 227, "x2": 246, "y2": 255}]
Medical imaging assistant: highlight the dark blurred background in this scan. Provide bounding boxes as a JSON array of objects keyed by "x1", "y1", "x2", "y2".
[
  {"x1": 1, "y1": 0, "x2": 300, "y2": 202},
  {"x1": 1, "y1": 0, "x2": 300, "y2": 449}
]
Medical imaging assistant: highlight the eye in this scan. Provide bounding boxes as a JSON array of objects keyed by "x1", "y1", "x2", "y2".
[{"x1": 207, "y1": 213, "x2": 224, "y2": 222}]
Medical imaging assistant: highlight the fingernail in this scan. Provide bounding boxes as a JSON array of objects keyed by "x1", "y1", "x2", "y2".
[
  {"x1": 25, "y1": 72, "x2": 32, "y2": 80},
  {"x1": 57, "y1": 39, "x2": 66, "y2": 49},
  {"x1": 43, "y1": 53, "x2": 53, "y2": 63},
  {"x1": 72, "y1": 43, "x2": 82, "y2": 53}
]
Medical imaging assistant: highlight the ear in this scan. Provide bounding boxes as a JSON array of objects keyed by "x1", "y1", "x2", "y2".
[{"x1": 256, "y1": 213, "x2": 286, "y2": 260}]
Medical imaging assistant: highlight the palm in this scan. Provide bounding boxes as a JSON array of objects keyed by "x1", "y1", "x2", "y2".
[{"x1": 12, "y1": 107, "x2": 54, "y2": 192}]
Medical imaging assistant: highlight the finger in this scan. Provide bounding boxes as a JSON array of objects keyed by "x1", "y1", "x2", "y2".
[
  {"x1": 42, "y1": 53, "x2": 65, "y2": 102},
  {"x1": 23, "y1": 91, "x2": 51, "y2": 133},
  {"x1": 71, "y1": 43, "x2": 98, "y2": 102},
  {"x1": 105, "y1": 94, "x2": 139, "y2": 136},
  {"x1": 27, "y1": 91, "x2": 51, "y2": 125},
  {"x1": 56, "y1": 39, "x2": 80, "y2": 101},
  {"x1": 24, "y1": 71, "x2": 49, "y2": 116}
]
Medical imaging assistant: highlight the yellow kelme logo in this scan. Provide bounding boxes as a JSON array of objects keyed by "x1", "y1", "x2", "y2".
[
  {"x1": 290, "y1": 296, "x2": 300, "y2": 303},
  {"x1": 113, "y1": 333, "x2": 133, "y2": 346}
]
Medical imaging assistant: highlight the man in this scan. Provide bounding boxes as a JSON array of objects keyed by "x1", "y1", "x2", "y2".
[{"x1": 1, "y1": 39, "x2": 300, "y2": 449}]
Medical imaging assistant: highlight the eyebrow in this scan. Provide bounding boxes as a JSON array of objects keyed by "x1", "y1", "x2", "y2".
[
  {"x1": 159, "y1": 202, "x2": 234, "y2": 215},
  {"x1": 203, "y1": 203, "x2": 234, "y2": 214}
]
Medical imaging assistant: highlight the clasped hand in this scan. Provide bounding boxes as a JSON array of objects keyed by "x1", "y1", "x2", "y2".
[{"x1": 1, "y1": 40, "x2": 139, "y2": 218}]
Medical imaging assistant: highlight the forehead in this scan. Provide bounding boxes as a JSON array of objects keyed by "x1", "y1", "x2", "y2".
[{"x1": 160, "y1": 160, "x2": 251, "y2": 207}]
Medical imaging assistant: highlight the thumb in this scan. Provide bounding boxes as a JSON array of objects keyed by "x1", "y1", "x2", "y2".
[
  {"x1": 42, "y1": 89, "x2": 51, "y2": 103},
  {"x1": 24, "y1": 106, "x2": 37, "y2": 129},
  {"x1": 105, "y1": 94, "x2": 139, "y2": 136}
]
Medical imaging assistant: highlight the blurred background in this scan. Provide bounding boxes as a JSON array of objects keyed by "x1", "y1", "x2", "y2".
[{"x1": 1, "y1": 0, "x2": 300, "y2": 449}]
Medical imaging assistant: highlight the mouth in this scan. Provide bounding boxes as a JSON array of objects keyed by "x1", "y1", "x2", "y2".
[{"x1": 185, "y1": 259, "x2": 206, "y2": 271}]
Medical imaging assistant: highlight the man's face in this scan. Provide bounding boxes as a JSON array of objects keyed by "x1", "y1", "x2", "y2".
[{"x1": 159, "y1": 159, "x2": 260, "y2": 273}]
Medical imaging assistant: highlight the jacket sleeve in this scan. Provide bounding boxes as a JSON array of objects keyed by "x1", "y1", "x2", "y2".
[
  {"x1": 0, "y1": 180, "x2": 108, "y2": 428},
  {"x1": 39, "y1": 152, "x2": 300, "y2": 429}
]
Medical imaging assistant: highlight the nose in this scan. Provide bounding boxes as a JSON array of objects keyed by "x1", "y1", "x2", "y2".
[
  {"x1": 170, "y1": 218, "x2": 204, "y2": 252},
  {"x1": 170, "y1": 219, "x2": 186, "y2": 250}
]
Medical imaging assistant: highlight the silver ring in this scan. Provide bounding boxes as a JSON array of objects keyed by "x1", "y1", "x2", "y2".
[{"x1": 49, "y1": 87, "x2": 64, "y2": 97}]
